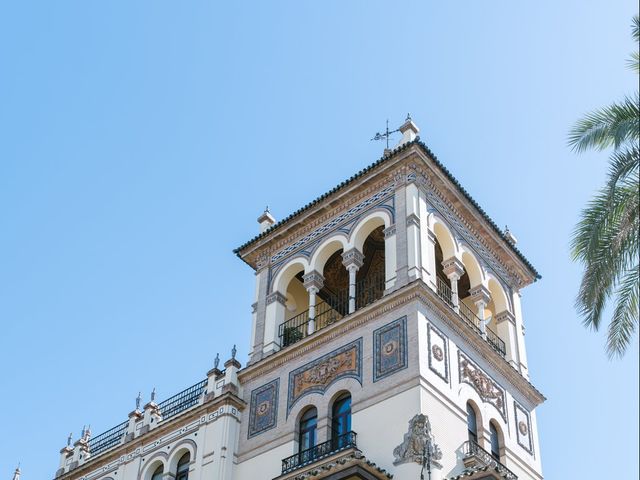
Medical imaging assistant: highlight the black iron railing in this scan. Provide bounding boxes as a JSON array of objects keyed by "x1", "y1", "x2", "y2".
[
  {"x1": 158, "y1": 379, "x2": 208, "y2": 421},
  {"x1": 355, "y1": 270, "x2": 386, "y2": 309},
  {"x1": 463, "y1": 440, "x2": 518, "y2": 480},
  {"x1": 435, "y1": 277, "x2": 507, "y2": 358},
  {"x1": 88, "y1": 420, "x2": 128, "y2": 457},
  {"x1": 281, "y1": 431, "x2": 358, "y2": 474}
]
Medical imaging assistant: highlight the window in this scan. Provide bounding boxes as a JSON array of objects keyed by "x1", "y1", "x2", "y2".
[
  {"x1": 299, "y1": 407, "x2": 318, "y2": 453},
  {"x1": 176, "y1": 452, "x2": 190, "y2": 480},
  {"x1": 331, "y1": 393, "x2": 352, "y2": 448},
  {"x1": 490, "y1": 422, "x2": 500, "y2": 460},
  {"x1": 151, "y1": 465, "x2": 163, "y2": 480},
  {"x1": 467, "y1": 403, "x2": 478, "y2": 444}
]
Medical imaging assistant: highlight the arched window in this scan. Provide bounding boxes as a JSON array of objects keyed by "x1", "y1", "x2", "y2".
[
  {"x1": 176, "y1": 452, "x2": 190, "y2": 480},
  {"x1": 331, "y1": 393, "x2": 352, "y2": 448},
  {"x1": 151, "y1": 465, "x2": 163, "y2": 480},
  {"x1": 299, "y1": 407, "x2": 318, "y2": 453},
  {"x1": 467, "y1": 403, "x2": 478, "y2": 444},
  {"x1": 490, "y1": 422, "x2": 500, "y2": 460}
]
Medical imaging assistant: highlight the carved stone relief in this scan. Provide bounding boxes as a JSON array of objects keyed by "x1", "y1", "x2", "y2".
[
  {"x1": 458, "y1": 351, "x2": 507, "y2": 420},
  {"x1": 393, "y1": 414, "x2": 442, "y2": 467}
]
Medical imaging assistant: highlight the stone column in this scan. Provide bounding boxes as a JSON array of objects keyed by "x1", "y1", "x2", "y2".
[
  {"x1": 469, "y1": 285, "x2": 491, "y2": 335},
  {"x1": 405, "y1": 182, "x2": 422, "y2": 281},
  {"x1": 263, "y1": 291, "x2": 287, "y2": 355},
  {"x1": 495, "y1": 310, "x2": 519, "y2": 368},
  {"x1": 303, "y1": 271, "x2": 324, "y2": 334},
  {"x1": 249, "y1": 255, "x2": 270, "y2": 364},
  {"x1": 342, "y1": 248, "x2": 364, "y2": 314},
  {"x1": 424, "y1": 228, "x2": 438, "y2": 291},
  {"x1": 442, "y1": 257, "x2": 464, "y2": 311}
]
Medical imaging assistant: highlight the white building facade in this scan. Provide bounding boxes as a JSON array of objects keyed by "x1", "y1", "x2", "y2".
[{"x1": 53, "y1": 118, "x2": 545, "y2": 480}]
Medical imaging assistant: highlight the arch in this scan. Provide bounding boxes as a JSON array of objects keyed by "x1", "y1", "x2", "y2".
[
  {"x1": 272, "y1": 257, "x2": 309, "y2": 294},
  {"x1": 309, "y1": 235, "x2": 348, "y2": 274},
  {"x1": 489, "y1": 419, "x2": 505, "y2": 460},
  {"x1": 432, "y1": 220, "x2": 457, "y2": 260},
  {"x1": 487, "y1": 277, "x2": 509, "y2": 315},
  {"x1": 349, "y1": 210, "x2": 392, "y2": 252},
  {"x1": 141, "y1": 455, "x2": 167, "y2": 480},
  {"x1": 167, "y1": 439, "x2": 197, "y2": 474},
  {"x1": 460, "y1": 250, "x2": 483, "y2": 288}
]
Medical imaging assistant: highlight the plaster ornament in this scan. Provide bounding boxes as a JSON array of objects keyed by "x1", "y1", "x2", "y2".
[{"x1": 393, "y1": 414, "x2": 442, "y2": 467}]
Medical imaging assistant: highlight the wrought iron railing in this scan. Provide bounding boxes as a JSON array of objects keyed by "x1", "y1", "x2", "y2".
[
  {"x1": 355, "y1": 270, "x2": 385, "y2": 309},
  {"x1": 463, "y1": 440, "x2": 518, "y2": 480},
  {"x1": 435, "y1": 277, "x2": 507, "y2": 358},
  {"x1": 158, "y1": 379, "x2": 208, "y2": 421},
  {"x1": 88, "y1": 420, "x2": 128, "y2": 457},
  {"x1": 281, "y1": 431, "x2": 358, "y2": 474}
]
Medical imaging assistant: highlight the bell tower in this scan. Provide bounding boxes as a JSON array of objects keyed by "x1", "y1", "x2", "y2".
[{"x1": 234, "y1": 117, "x2": 544, "y2": 480}]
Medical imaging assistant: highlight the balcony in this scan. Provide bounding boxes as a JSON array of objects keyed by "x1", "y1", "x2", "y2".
[
  {"x1": 281, "y1": 431, "x2": 358, "y2": 475},
  {"x1": 462, "y1": 440, "x2": 517, "y2": 480},
  {"x1": 436, "y1": 277, "x2": 506, "y2": 357},
  {"x1": 278, "y1": 271, "x2": 385, "y2": 349}
]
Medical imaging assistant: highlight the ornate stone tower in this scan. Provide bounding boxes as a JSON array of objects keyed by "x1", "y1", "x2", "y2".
[{"x1": 52, "y1": 117, "x2": 544, "y2": 480}]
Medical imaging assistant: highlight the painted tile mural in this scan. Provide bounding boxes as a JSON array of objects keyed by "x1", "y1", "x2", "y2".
[
  {"x1": 427, "y1": 323, "x2": 449, "y2": 383},
  {"x1": 514, "y1": 401, "x2": 533, "y2": 454},
  {"x1": 287, "y1": 339, "x2": 362, "y2": 414},
  {"x1": 248, "y1": 378, "x2": 279, "y2": 438},
  {"x1": 373, "y1": 316, "x2": 408, "y2": 382}
]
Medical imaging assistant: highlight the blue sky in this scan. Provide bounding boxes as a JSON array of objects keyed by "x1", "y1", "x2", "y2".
[{"x1": 1, "y1": 1, "x2": 638, "y2": 478}]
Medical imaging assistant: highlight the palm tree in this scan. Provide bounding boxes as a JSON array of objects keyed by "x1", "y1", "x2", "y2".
[{"x1": 569, "y1": 15, "x2": 639, "y2": 357}]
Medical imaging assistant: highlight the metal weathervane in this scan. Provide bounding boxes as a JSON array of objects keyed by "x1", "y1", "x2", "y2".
[{"x1": 371, "y1": 119, "x2": 401, "y2": 149}]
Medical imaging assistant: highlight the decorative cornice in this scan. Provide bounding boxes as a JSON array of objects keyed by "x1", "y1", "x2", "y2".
[
  {"x1": 495, "y1": 310, "x2": 516, "y2": 326},
  {"x1": 266, "y1": 291, "x2": 287, "y2": 306},
  {"x1": 383, "y1": 224, "x2": 397, "y2": 239},
  {"x1": 342, "y1": 248, "x2": 365, "y2": 270},
  {"x1": 468, "y1": 285, "x2": 491, "y2": 306},
  {"x1": 442, "y1": 257, "x2": 465, "y2": 280}
]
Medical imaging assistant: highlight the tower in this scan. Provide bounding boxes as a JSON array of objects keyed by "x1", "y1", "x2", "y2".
[{"x1": 52, "y1": 118, "x2": 544, "y2": 480}]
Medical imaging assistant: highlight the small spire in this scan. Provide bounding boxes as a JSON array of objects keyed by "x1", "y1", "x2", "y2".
[
  {"x1": 214, "y1": 352, "x2": 220, "y2": 370},
  {"x1": 12, "y1": 464, "x2": 20, "y2": 480},
  {"x1": 504, "y1": 225, "x2": 518, "y2": 245},
  {"x1": 406, "y1": 112, "x2": 412, "y2": 121},
  {"x1": 136, "y1": 392, "x2": 142, "y2": 410},
  {"x1": 151, "y1": 387, "x2": 156, "y2": 402},
  {"x1": 231, "y1": 344, "x2": 237, "y2": 360},
  {"x1": 67, "y1": 432, "x2": 73, "y2": 447}
]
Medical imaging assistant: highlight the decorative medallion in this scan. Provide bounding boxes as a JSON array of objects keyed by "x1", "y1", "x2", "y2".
[
  {"x1": 287, "y1": 339, "x2": 362, "y2": 414},
  {"x1": 514, "y1": 402, "x2": 533, "y2": 454},
  {"x1": 392, "y1": 414, "x2": 442, "y2": 467},
  {"x1": 248, "y1": 379, "x2": 279, "y2": 438},
  {"x1": 427, "y1": 323, "x2": 449, "y2": 383},
  {"x1": 373, "y1": 317, "x2": 408, "y2": 382},
  {"x1": 458, "y1": 351, "x2": 506, "y2": 420}
]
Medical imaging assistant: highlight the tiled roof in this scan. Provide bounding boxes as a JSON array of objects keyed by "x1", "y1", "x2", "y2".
[{"x1": 234, "y1": 139, "x2": 540, "y2": 280}]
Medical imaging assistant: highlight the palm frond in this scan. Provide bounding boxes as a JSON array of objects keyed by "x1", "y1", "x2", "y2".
[
  {"x1": 606, "y1": 265, "x2": 639, "y2": 358},
  {"x1": 568, "y1": 93, "x2": 639, "y2": 153}
]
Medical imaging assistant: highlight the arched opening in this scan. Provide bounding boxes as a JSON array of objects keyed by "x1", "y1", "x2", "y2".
[
  {"x1": 298, "y1": 407, "x2": 318, "y2": 459},
  {"x1": 176, "y1": 452, "x2": 190, "y2": 480},
  {"x1": 466, "y1": 402, "x2": 479, "y2": 444},
  {"x1": 489, "y1": 421, "x2": 502, "y2": 461},
  {"x1": 355, "y1": 226, "x2": 386, "y2": 309},
  {"x1": 151, "y1": 465, "x2": 164, "y2": 480},
  {"x1": 279, "y1": 264, "x2": 309, "y2": 347},
  {"x1": 331, "y1": 393, "x2": 352, "y2": 449}
]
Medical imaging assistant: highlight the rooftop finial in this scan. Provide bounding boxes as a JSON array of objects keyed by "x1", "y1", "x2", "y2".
[
  {"x1": 67, "y1": 432, "x2": 73, "y2": 447},
  {"x1": 12, "y1": 464, "x2": 20, "y2": 480},
  {"x1": 406, "y1": 112, "x2": 412, "y2": 121},
  {"x1": 231, "y1": 344, "x2": 237, "y2": 360},
  {"x1": 504, "y1": 225, "x2": 518, "y2": 245},
  {"x1": 136, "y1": 392, "x2": 142, "y2": 411},
  {"x1": 257, "y1": 207, "x2": 276, "y2": 233},
  {"x1": 151, "y1": 387, "x2": 156, "y2": 402},
  {"x1": 214, "y1": 352, "x2": 220, "y2": 370}
]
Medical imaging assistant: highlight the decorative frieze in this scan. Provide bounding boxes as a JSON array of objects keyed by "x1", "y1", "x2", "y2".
[
  {"x1": 373, "y1": 317, "x2": 408, "y2": 382},
  {"x1": 287, "y1": 339, "x2": 362, "y2": 414},
  {"x1": 514, "y1": 401, "x2": 533, "y2": 454},
  {"x1": 248, "y1": 379, "x2": 279, "y2": 438},
  {"x1": 427, "y1": 323, "x2": 449, "y2": 383},
  {"x1": 458, "y1": 351, "x2": 507, "y2": 420}
]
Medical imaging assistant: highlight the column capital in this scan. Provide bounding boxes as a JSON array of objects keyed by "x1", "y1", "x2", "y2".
[
  {"x1": 266, "y1": 291, "x2": 287, "y2": 306},
  {"x1": 383, "y1": 224, "x2": 397, "y2": 239},
  {"x1": 342, "y1": 248, "x2": 364, "y2": 270},
  {"x1": 469, "y1": 285, "x2": 491, "y2": 306},
  {"x1": 495, "y1": 310, "x2": 516, "y2": 326},
  {"x1": 442, "y1": 257, "x2": 464, "y2": 280},
  {"x1": 302, "y1": 270, "x2": 324, "y2": 291},
  {"x1": 406, "y1": 213, "x2": 421, "y2": 228}
]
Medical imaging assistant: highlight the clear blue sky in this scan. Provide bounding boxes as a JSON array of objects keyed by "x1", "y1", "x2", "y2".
[{"x1": 1, "y1": 1, "x2": 637, "y2": 478}]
